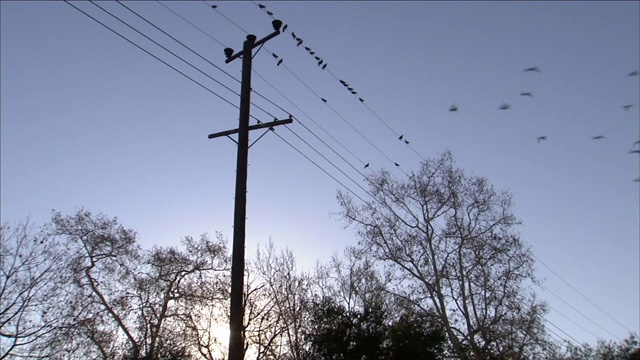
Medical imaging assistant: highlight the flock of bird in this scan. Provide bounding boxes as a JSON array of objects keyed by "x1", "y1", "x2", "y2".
[{"x1": 249, "y1": 2, "x2": 639, "y2": 180}]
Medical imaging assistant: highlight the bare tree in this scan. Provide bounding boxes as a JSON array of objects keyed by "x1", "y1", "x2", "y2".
[
  {"x1": 337, "y1": 151, "x2": 550, "y2": 359},
  {"x1": 1, "y1": 220, "x2": 64, "y2": 359}
]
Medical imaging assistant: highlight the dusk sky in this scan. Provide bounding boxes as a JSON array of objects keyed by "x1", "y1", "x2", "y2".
[{"x1": 1, "y1": 1, "x2": 638, "y2": 347}]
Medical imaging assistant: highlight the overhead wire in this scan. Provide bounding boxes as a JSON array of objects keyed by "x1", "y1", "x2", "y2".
[
  {"x1": 250, "y1": 1, "x2": 428, "y2": 163},
  {"x1": 534, "y1": 253, "x2": 633, "y2": 334},
  {"x1": 63, "y1": 1, "x2": 242, "y2": 113},
  {"x1": 90, "y1": 0, "x2": 279, "y2": 121},
  {"x1": 539, "y1": 283, "x2": 621, "y2": 340}
]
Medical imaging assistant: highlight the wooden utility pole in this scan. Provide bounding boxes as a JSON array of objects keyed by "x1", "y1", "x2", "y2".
[{"x1": 208, "y1": 20, "x2": 286, "y2": 360}]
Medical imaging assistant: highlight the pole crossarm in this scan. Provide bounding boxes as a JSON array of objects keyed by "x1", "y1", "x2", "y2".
[{"x1": 207, "y1": 118, "x2": 293, "y2": 139}]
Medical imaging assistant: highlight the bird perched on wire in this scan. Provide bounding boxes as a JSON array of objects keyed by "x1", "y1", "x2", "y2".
[
  {"x1": 405, "y1": 140, "x2": 410, "y2": 144},
  {"x1": 277, "y1": 59, "x2": 283, "y2": 66},
  {"x1": 321, "y1": 98, "x2": 327, "y2": 103},
  {"x1": 282, "y1": 24, "x2": 288, "y2": 32},
  {"x1": 395, "y1": 162, "x2": 400, "y2": 167},
  {"x1": 537, "y1": 136, "x2": 547, "y2": 143},
  {"x1": 449, "y1": 104, "x2": 458, "y2": 112},
  {"x1": 520, "y1": 92, "x2": 533, "y2": 97},
  {"x1": 398, "y1": 135, "x2": 404, "y2": 140},
  {"x1": 364, "y1": 163, "x2": 370, "y2": 169},
  {"x1": 266, "y1": 10, "x2": 273, "y2": 16},
  {"x1": 592, "y1": 135, "x2": 605, "y2": 140},
  {"x1": 272, "y1": 53, "x2": 279, "y2": 59},
  {"x1": 499, "y1": 103, "x2": 511, "y2": 110},
  {"x1": 524, "y1": 66, "x2": 541, "y2": 73},
  {"x1": 258, "y1": 4, "x2": 266, "y2": 9},
  {"x1": 322, "y1": 63, "x2": 327, "y2": 70},
  {"x1": 622, "y1": 104, "x2": 634, "y2": 111}
]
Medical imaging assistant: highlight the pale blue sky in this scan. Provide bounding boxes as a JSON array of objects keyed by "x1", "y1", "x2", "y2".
[{"x1": 1, "y1": 0, "x2": 638, "y2": 346}]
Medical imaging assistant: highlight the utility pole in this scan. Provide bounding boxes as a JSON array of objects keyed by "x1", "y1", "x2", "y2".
[{"x1": 207, "y1": 20, "x2": 287, "y2": 360}]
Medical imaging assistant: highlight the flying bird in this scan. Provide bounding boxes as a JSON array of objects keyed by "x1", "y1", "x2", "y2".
[
  {"x1": 537, "y1": 136, "x2": 547, "y2": 143},
  {"x1": 628, "y1": 70, "x2": 639, "y2": 77},
  {"x1": 449, "y1": 104, "x2": 458, "y2": 112},
  {"x1": 499, "y1": 103, "x2": 511, "y2": 110},
  {"x1": 622, "y1": 104, "x2": 634, "y2": 111},
  {"x1": 277, "y1": 59, "x2": 283, "y2": 66},
  {"x1": 524, "y1": 66, "x2": 541, "y2": 73},
  {"x1": 592, "y1": 135, "x2": 605, "y2": 140},
  {"x1": 364, "y1": 163, "x2": 370, "y2": 169},
  {"x1": 398, "y1": 135, "x2": 404, "y2": 140},
  {"x1": 520, "y1": 92, "x2": 533, "y2": 97}
]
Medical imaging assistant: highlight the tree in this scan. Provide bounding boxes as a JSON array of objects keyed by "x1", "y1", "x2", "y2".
[
  {"x1": 337, "y1": 151, "x2": 549, "y2": 359},
  {"x1": 0, "y1": 220, "x2": 64, "y2": 359},
  {"x1": 40, "y1": 209, "x2": 230, "y2": 359},
  {"x1": 553, "y1": 333, "x2": 640, "y2": 360}
]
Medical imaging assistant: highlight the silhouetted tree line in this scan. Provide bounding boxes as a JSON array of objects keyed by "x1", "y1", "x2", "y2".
[{"x1": 2, "y1": 152, "x2": 638, "y2": 359}]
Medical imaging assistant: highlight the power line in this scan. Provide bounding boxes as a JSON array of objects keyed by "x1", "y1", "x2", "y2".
[
  {"x1": 534, "y1": 253, "x2": 633, "y2": 334},
  {"x1": 91, "y1": 1, "x2": 279, "y2": 120},
  {"x1": 63, "y1": 1, "x2": 240, "y2": 113},
  {"x1": 540, "y1": 283, "x2": 621, "y2": 340}
]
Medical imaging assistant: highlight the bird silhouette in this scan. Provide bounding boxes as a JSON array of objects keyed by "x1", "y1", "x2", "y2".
[
  {"x1": 266, "y1": 10, "x2": 273, "y2": 16},
  {"x1": 405, "y1": 140, "x2": 410, "y2": 144},
  {"x1": 359, "y1": 98, "x2": 365, "y2": 102},
  {"x1": 520, "y1": 92, "x2": 533, "y2": 97},
  {"x1": 317, "y1": 59, "x2": 323, "y2": 66},
  {"x1": 277, "y1": 59, "x2": 283, "y2": 66},
  {"x1": 314, "y1": 56, "x2": 321, "y2": 61},
  {"x1": 499, "y1": 103, "x2": 511, "y2": 110},
  {"x1": 309, "y1": 51, "x2": 316, "y2": 55},
  {"x1": 592, "y1": 135, "x2": 605, "y2": 140},
  {"x1": 398, "y1": 135, "x2": 403, "y2": 140},
  {"x1": 272, "y1": 53, "x2": 278, "y2": 59},
  {"x1": 630, "y1": 149, "x2": 640, "y2": 154},
  {"x1": 211, "y1": 5, "x2": 218, "y2": 9},
  {"x1": 291, "y1": 32, "x2": 296, "y2": 39},
  {"x1": 364, "y1": 163, "x2": 370, "y2": 169},
  {"x1": 258, "y1": 4, "x2": 266, "y2": 9},
  {"x1": 297, "y1": 40, "x2": 303, "y2": 47},
  {"x1": 322, "y1": 64, "x2": 327, "y2": 70},
  {"x1": 282, "y1": 24, "x2": 288, "y2": 32},
  {"x1": 628, "y1": 70, "x2": 639, "y2": 77},
  {"x1": 350, "y1": 91, "x2": 357, "y2": 95},
  {"x1": 449, "y1": 104, "x2": 458, "y2": 112},
  {"x1": 524, "y1": 66, "x2": 541, "y2": 73},
  {"x1": 537, "y1": 136, "x2": 547, "y2": 143},
  {"x1": 321, "y1": 98, "x2": 327, "y2": 103},
  {"x1": 305, "y1": 46, "x2": 311, "y2": 51},
  {"x1": 623, "y1": 104, "x2": 634, "y2": 111},
  {"x1": 395, "y1": 162, "x2": 400, "y2": 167}
]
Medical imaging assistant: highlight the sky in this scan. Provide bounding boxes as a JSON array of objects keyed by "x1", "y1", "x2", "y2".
[{"x1": 1, "y1": 0, "x2": 639, "y2": 348}]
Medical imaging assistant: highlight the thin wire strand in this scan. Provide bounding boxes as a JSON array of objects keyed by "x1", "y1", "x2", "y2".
[
  {"x1": 534, "y1": 253, "x2": 633, "y2": 334},
  {"x1": 63, "y1": 1, "x2": 240, "y2": 112}
]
